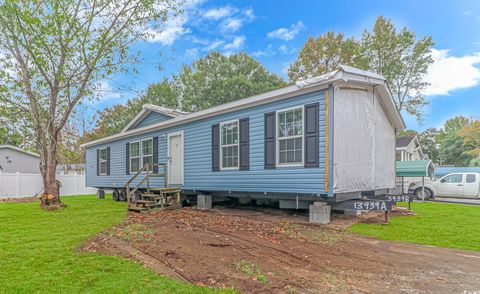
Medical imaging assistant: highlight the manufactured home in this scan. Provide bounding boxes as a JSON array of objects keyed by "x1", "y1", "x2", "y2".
[{"x1": 82, "y1": 65, "x2": 405, "y2": 212}]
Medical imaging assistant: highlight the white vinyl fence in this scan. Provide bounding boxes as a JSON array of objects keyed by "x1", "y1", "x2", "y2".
[{"x1": 0, "y1": 172, "x2": 97, "y2": 198}]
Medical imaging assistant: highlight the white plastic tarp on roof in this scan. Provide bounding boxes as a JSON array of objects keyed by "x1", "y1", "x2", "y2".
[{"x1": 333, "y1": 86, "x2": 396, "y2": 193}]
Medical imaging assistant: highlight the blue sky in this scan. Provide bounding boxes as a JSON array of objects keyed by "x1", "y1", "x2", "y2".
[{"x1": 94, "y1": 0, "x2": 480, "y2": 132}]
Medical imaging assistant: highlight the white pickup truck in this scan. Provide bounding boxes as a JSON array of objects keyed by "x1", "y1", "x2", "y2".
[{"x1": 409, "y1": 173, "x2": 480, "y2": 199}]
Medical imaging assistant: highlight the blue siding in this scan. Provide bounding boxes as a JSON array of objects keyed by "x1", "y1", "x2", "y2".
[
  {"x1": 130, "y1": 111, "x2": 174, "y2": 130},
  {"x1": 86, "y1": 90, "x2": 327, "y2": 195}
]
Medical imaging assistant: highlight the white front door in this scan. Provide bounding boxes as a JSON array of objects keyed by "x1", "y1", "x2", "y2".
[{"x1": 168, "y1": 131, "x2": 184, "y2": 185}]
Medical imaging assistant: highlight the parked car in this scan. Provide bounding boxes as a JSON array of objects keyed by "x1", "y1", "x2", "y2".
[{"x1": 409, "y1": 173, "x2": 480, "y2": 199}]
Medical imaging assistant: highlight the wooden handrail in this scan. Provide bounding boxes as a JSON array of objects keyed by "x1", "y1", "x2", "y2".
[{"x1": 125, "y1": 163, "x2": 168, "y2": 204}]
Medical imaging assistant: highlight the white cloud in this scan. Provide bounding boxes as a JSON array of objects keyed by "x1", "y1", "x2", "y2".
[
  {"x1": 223, "y1": 36, "x2": 246, "y2": 55},
  {"x1": 203, "y1": 6, "x2": 233, "y2": 20},
  {"x1": 243, "y1": 7, "x2": 255, "y2": 21},
  {"x1": 221, "y1": 18, "x2": 243, "y2": 32},
  {"x1": 223, "y1": 36, "x2": 245, "y2": 51},
  {"x1": 267, "y1": 21, "x2": 305, "y2": 41},
  {"x1": 95, "y1": 80, "x2": 121, "y2": 101},
  {"x1": 185, "y1": 48, "x2": 199, "y2": 59},
  {"x1": 424, "y1": 48, "x2": 480, "y2": 96},
  {"x1": 205, "y1": 40, "x2": 225, "y2": 51},
  {"x1": 145, "y1": 0, "x2": 204, "y2": 45},
  {"x1": 146, "y1": 16, "x2": 190, "y2": 45},
  {"x1": 463, "y1": 10, "x2": 472, "y2": 15},
  {"x1": 252, "y1": 44, "x2": 275, "y2": 57},
  {"x1": 279, "y1": 45, "x2": 297, "y2": 54}
]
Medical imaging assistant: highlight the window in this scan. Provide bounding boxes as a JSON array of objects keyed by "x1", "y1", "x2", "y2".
[
  {"x1": 129, "y1": 141, "x2": 140, "y2": 173},
  {"x1": 466, "y1": 174, "x2": 476, "y2": 183},
  {"x1": 277, "y1": 106, "x2": 303, "y2": 166},
  {"x1": 99, "y1": 148, "x2": 107, "y2": 175},
  {"x1": 141, "y1": 138, "x2": 153, "y2": 170},
  {"x1": 442, "y1": 174, "x2": 463, "y2": 184},
  {"x1": 130, "y1": 138, "x2": 154, "y2": 173},
  {"x1": 395, "y1": 152, "x2": 401, "y2": 161},
  {"x1": 220, "y1": 120, "x2": 239, "y2": 169}
]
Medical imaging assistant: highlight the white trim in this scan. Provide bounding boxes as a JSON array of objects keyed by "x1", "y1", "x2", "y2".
[
  {"x1": 81, "y1": 66, "x2": 406, "y2": 148},
  {"x1": 167, "y1": 131, "x2": 184, "y2": 185},
  {"x1": 121, "y1": 104, "x2": 186, "y2": 133},
  {"x1": 129, "y1": 140, "x2": 141, "y2": 174},
  {"x1": 122, "y1": 109, "x2": 152, "y2": 132},
  {"x1": 0, "y1": 145, "x2": 40, "y2": 158},
  {"x1": 140, "y1": 137, "x2": 154, "y2": 172},
  {"x1": 276, "y1": 105, "x2": 305, "y2": 167},
  {"x1": 98, "y1": 147, "x2": 108, "y2": 176},
  {"x1": 219, "y1": 119, "x2": 240, "y2": 170}
]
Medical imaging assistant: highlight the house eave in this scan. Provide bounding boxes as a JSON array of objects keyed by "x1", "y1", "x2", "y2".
[
  {"x1": 81, "y1": 66, "x2": 406, "y2": 148},
  {"x1": 0, "y1": 145, "x2": 40, "y2": 157}
]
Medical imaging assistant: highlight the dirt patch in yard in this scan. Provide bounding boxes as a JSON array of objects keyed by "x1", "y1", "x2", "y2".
[{"x1": 81, "y1": 207, "x2": 480, "y2": 293}]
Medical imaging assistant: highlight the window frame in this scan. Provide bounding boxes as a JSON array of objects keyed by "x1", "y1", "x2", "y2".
[
  {"x1": 219, "y1": 119, "x2": 240, "y2": 170},
  {"x1": 276, "y1": 105, "x2": 304, "y2": 167},
  {"x1": 129, "y1": 140, "x2": 141, "y2": 174},
  {"x1": 98, "y1": 147, "x2": 108, "y2": 176},
  {"x1": 141, "y1": 138, "x2": 154, "y2": 172},
  {"x1": 442, "y1": 174, "x2": 463, "y2": 184},
  {"x1": 129, "y1": 138, "x2": 154, "y2": 174},
  {"x1": 466, "y1": 174, "x2": 476, "y2": 183}
]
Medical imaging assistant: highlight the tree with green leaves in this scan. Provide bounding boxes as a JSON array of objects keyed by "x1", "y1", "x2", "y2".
[
  {"x1": 418, "y1": 128, "x2": 440, "y2": 162},
  {"x1": 437, "y1": 116, "x2": 474, "y2": 166},
  {"x1": 458, "y1": 119, "x2": 480, "y2": 166},
  {"x1": 289, "y1": 16, "x2": 434, "y2": 122},
  {"x1": 86, "y1": 52, "x2": 286, "y2": 140},
  {"x1": 361, "y1": 16, "x2": 434, "y2": 122},
  {"x1": 0, "y1": 0, "x2": 181, "y2": 206},
  {"x1": 173, "y1": 51, "x2": 286, "y2": 112},
  {"x1": 288, "y1": 32, "x2": 366, "y2": 81}
]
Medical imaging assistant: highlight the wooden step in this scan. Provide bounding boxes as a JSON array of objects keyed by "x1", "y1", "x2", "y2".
[
  {"x1": 134, "y1": 200, "x2": 155, "y2": 204},
  {"x1": 128, "y1": 206, "x2": 148, "y2": 213}
]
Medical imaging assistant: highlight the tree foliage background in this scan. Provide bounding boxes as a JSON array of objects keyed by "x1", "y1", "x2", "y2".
[
  {"x1": 289, "y1": 16, "x2": 434, "y2": 123},
  {"x1": 84, "y1": 51, "x2": 286, "y2": 140},
  {"x1": 0, "y1": 0, "x2": 182, "y2": 201},
  {"x1": 402, "y1": 116, "x2": 480, "y2": 167}
]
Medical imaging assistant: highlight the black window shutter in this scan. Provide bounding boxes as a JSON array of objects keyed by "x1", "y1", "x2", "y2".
[
  {"x1": 212, "y1": 124, "x2": 220, "y2": 171},
  {"x1": 239, "y1": 117, "x2": 250, "y2": 170},
  {"x1": 304, "y1": 102, "x2": 319, "y2": 168},
  {"x1": 106, "y1": 147, "x2": 111, "y2": 175},
  {"x1": 153, "y1": 136, "x2": 159, "y2": 173},
  {"x1": 125, "y1": 143, "x2": 130, "y2": 174},
  {"x1": 264, "y1": 112, "x2": 276, "y2": 169},
  {"x1": 96, "y1": 149, "x2": 100, "y2": 176}
]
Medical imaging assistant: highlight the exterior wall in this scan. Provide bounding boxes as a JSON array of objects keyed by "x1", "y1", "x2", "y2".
[
  {"x1": 332, "y1": 85, "x2": 396, "y2": 194},
  {"x1": 130, "y1": 111, "x2": 175, "y2": 130},
  {"x1": 0, "y1": 149, "x2": 40, "y2": 173},
  {"x1": 86, "y1": 90, "x2": 328, "y2": 196},
  {"x1": 397, "y1": 144, "x2": 422, "y2": 161}
]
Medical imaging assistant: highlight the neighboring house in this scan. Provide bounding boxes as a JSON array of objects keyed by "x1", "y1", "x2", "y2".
[
  {"x1": 396, "y1": 135, "x2": 426, "y2": 161},
  {"x1": 81, "y1": 65, "x2": 405, "y2": 206},
  {"x1": 0, "y1": 145, "x2": 40, "y2": 173}
]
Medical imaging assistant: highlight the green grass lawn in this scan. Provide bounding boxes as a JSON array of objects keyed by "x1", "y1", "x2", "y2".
[
  {"x1": 350, "y1": 202, "x2": 480, "y2": 251},
  {"x1": 0, "y1": 195, "x2": 230, "y2": 293}
]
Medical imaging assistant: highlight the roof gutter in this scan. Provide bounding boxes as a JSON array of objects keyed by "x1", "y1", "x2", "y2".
[{"x1": 81, "y1": 81, "x2": 334, "y2": 148}]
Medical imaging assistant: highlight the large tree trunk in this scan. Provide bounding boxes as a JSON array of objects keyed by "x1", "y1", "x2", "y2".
[{"x1": 39, "y1": 130, "x2": 61, "y2": 208}]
